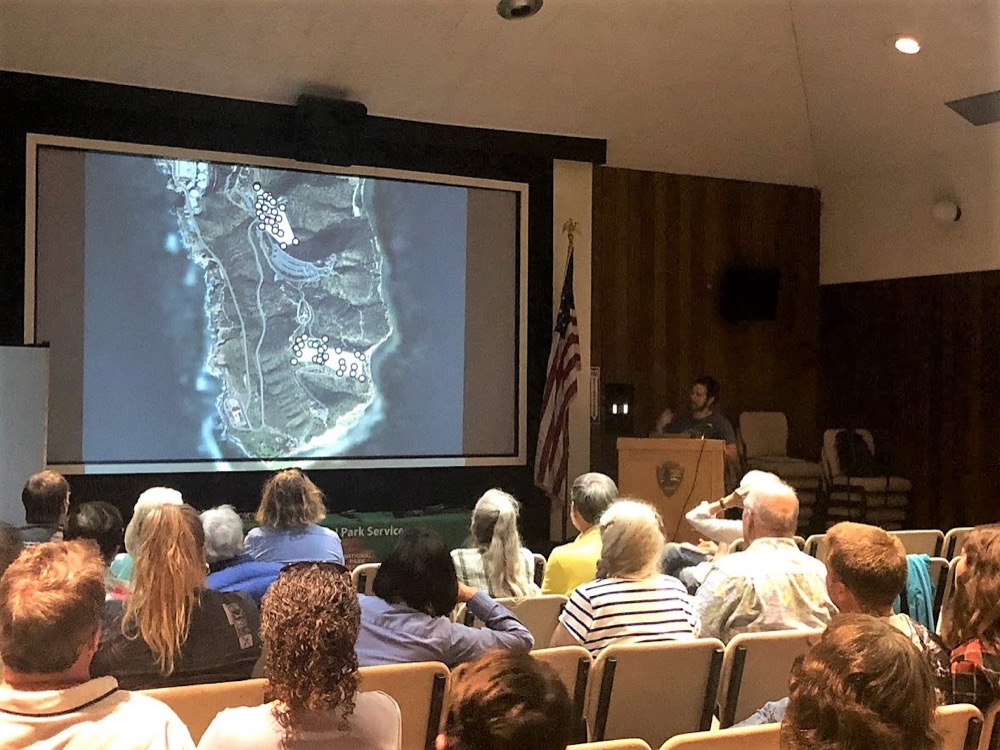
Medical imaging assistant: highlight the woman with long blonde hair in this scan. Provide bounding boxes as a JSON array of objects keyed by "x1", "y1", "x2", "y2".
[
  {"x1": 91, "y1": 503, "x2": 261, "y2": 689},
  {"x1": 452, "y1": 489, "x2": 538, "y2": 598}
]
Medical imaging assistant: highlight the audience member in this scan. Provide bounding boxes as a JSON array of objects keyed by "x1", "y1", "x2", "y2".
[
  {"x1": 0, "y1": 541, "x2": 194, "y2": 749},
  {"x1": 199, "y1": 563, "x2": 401, "y2": 750},
  {"x1": 65, "y1": 500, "x2": 130, "y2": 601},
  {"x1": 550, "y1": 499, "x2": 695, "y2": 654},
  {"x1": 244, "y1": 468, "x2": 344, "y2": 564},
  {"x1": 941, "y1": 523, "x2": 1000, "y2": 709},
  {"x1": 541, "y1": 472, "x2": 618, "y2": 596},
  {"x1": 0, "y1": 523, "x2": 23, "y2": 577},
  {"x1": 660, "y1": 470, "x2": 776, "y2": 592},
  {"x1": 694, "y1": 474, "x2": 835, "y2": 642},
  {"x1": 737, "y1": 521, "x2": 952, "y2": 727},
  {"x1": 437, "y1": 649, "x2": 573, "y2": 750},
  {"x1": 110, "y1": 486, "x2": 185, "y2": 583},
  {"x1": 780, "y1": 614, "x2": 938, "y2": 750},
  {"x1": 201, "y1": 505, "x2": 283, "y2": 605},
  {"x1": 18, "y1": 469, "x2": 70, "y2": 545},
  {"x1": 356, "y1": 528, "x2": 532, "y2": 667},
  {"x1": 91, "y1": 504, "x2": 261, "y2": 689},
  {"x1": 452, "y1": 489, "x2": 538, "y2": 598}
]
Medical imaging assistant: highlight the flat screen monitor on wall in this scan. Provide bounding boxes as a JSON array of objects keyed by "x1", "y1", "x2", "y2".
[{"x1": 26, "y1": 136, "x2": 528, "y2": 474}]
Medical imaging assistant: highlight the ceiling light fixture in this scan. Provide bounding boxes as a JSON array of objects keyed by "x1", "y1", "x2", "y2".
[
  {"x1": 893, "y1": 36, "x2": 921, "y2": 54},
  {"x1": 497, "y1": 0, "x2": 543, "y2": 20}
]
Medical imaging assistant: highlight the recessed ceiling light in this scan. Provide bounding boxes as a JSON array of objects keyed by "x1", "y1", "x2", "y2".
[{"x1": 894, "y1": 36, "x2": 921, "y2": 54}]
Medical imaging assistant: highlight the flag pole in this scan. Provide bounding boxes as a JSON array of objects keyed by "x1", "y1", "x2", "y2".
[{"x1": 560, "y1": 219, "x2": 578, "y2": 541}]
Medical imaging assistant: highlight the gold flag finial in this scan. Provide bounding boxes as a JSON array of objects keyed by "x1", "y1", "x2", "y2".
[{"x1": 562, "y1": 219, "x2": 580, "y2": 250}]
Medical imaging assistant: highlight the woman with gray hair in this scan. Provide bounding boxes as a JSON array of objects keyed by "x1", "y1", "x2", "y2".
[
  {"x1": 549, "y1": 499, "x2": 695, "y2": 655},
  {"x1": 202, "y1": 505, "x2": 283, "y2": 605},
  {"x1": 452, "y1": 489, "x2": 538, "y2": 598}
]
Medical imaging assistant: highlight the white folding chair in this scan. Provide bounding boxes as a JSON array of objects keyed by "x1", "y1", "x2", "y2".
[
  {"x1": 890, "y1": 529, "x2": 944, "y2": 557},
  {"x1": 351, "y1": 562, "x2": 380, "y2": 595},
  {"x1": 718, "y1": 629, "x2": 822, "y2": 728},
  {"x1": 585, "y1": 639, "x2": 724, "y2": 747},
  {"x1": 932, "y1": 703, "x2": 983, "y2": 750}
]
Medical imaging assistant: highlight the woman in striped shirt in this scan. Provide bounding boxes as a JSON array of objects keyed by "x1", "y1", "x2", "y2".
[{"x1": 549, "y1": 499, "x2": 695, "y2": 655}]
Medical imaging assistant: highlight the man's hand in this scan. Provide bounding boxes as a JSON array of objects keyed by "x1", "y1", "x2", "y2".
[
  {"x1": 654, "y1": 408, "x2": 675, "y2": 433},
  {"x1": 457, "y1": 582, "x2": 478, "y2": 603}
]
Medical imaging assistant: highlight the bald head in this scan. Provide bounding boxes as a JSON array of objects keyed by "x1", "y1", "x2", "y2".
[{"x1": 743, "y1": 474, "x2": 799, "y2": 541}]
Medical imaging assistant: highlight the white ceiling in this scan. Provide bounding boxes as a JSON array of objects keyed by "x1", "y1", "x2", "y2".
[{"x1": 1, "y1": 0, "x2": 997, "y2": 188}]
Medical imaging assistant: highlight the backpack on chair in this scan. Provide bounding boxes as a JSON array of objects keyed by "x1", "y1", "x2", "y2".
[{"x1": 834, "y1": 430, "x2": 881, "y2": 478}]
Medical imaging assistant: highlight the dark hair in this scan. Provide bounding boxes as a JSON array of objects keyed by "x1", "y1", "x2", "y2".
[
  {"x1": 372, "y1": 528, "x2": 458, "y2": 617},
  {"x1": 941, "y1": 523, "x2": 1000, "y2": 651},
  {"x1": 65, "y1": 501, "x2": 124, "y2": 564},
  {"x1": 570, "y1": 473, "x2": 618, "y2": 525},
  {"x1": 694, "y1": 375, "x2": 720, "y2": 402},
  {"x1": 441, "y1": 649, "x2": 573, "y2": 750},
  {"x1": 0, "y1": 523, "x2": 23, "y2": 577},
  {"x1": 21, "y1": 470, "x2": 70, "y2": 524},
  {"x1": 780, "y1": 614, "x2": 938, "y2": 750}
]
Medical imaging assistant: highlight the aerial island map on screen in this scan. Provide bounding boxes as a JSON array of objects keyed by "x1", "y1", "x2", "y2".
[{"x1": 156, "y1": 158, "x2": 393, "y2": 459}]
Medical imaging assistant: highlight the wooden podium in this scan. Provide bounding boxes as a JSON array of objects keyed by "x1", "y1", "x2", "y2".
[{"x1": 617, "y1": 437, "x2": 726, "y2": 544}]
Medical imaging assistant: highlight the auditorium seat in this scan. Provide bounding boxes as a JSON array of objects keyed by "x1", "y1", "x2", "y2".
[
  {"x1": 890, "y1": 529, "x2": 944, "y2": 557},
  {"x1": 658, "y1": 725, "x2": 780, "y2": 749},
  {"x1": 568, "y1": 741, "x2": 653, "y2": 750},
  {"x1": 460, "y1": 594, "x2": 568, "y2": 648},
  {"x1": 351, "y1": 562, "x2": 380, "y2": 595},
  {"x1": 532, "y1": 646, "x2": 593, "y2": 743},
  {"x1": 141, "y1": 678, "x2": 268, "y2": 743},
  {"x1": 585, "y1": 639, "x2": 724, "y2": 747},
  {"x1": 717, "y1": 629, "x2": 820, "y2": 727},
  {"x1": 534, "y1": 552, "x2": 548, "y2": 587},
  {"x1": 358, "y1": 661, "x2": 449, "y2": 750},
  {"x1": 943, "y1": 526, "x2": 974, "y2": 559},
  {"x1": 932, "y1": 703, "x2": 983, "y2": 750}
]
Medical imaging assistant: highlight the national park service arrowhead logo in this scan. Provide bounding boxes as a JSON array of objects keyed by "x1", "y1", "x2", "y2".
[{"x1": 657, "y1": 460, "x2": 684, "y2": 496}]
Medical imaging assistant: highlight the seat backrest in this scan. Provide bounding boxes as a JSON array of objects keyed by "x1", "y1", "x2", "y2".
[
  {"x1": 937, "y1": 557, "x2": 962, "y2": 637},
  {"x1": 534, "y1": 553, "x2": 547, "y2": 587},
  {"x1": 533, "y1": 646, "x2": 593, "y2": 743},
  {"x1": 141, "y1": 678, "x2": 268, "y2": 743},
  {"x1": 568, "y1": 740, "x2": 653, "y2": 750},
  {"x1": 718, "y1": 629, "x2": 822, "y2": 727},
  {"x1": 822, "y1": 428, "x2": 875, "y2": 480},
  {"x1": 359, "y1": 661, "x2": 449, "y2": 750},
  {"x1": 659, "y1": 724, "x2": 781, "y2": 750},
  {"x1": 979, "y1": 699, "x2": 1000, "y2": 750},
  {"x1": 890, "y1": 529, "x2": 945, "y2": 557},
  {"x1": 944, "y1": 527, "x2": 974, "y2": 559},
  {"x1": 738, "y1": 412, "x2": 789, "y2": 460},
  {"x1": 585, "y1": 638, "x2": 724, "y2": 747},
  {"x1": 352, "y1": 563, "x2": 381, "y2": 595},
  {"x1": 932, "y1": 703, "x2": 983, "y2": 750},
  {"x1": 464, "y1": 595, "x2": 567, "y2": 648},
  {"x1": 803, "y1": 534, "x2": 830, "y2": 562}
]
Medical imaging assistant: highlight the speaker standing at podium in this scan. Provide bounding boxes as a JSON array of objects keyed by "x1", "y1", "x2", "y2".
[{"x1": 650, "y1": 375, "x2": 739, "y2": 492}]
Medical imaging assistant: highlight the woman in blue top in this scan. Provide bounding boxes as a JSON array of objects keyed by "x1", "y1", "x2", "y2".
[{"x1": 244, "y1": 468, "x2": 345, "y2": 565}]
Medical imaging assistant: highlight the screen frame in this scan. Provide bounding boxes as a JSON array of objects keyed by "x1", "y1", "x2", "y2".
[{"x1": 25, "y1": 133, "x2": 529, "y2": 474}]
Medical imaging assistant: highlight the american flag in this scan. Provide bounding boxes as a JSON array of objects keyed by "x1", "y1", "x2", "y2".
[{"x1": 534, "y1": 250, "x2": 581, "y2": 500}]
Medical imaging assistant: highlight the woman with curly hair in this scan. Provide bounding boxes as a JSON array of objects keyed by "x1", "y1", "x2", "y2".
[
  {"x1": 780, "y1": 614, "x2": 938, "y2": 750},
  {"x1": 244, "y1": 468, "x2": 344, "y2": 565},
  {"x1": 451, "y1": 489, "x2": 538, "y2": 598},
  {"x1": 199, "y1": 564, "x2": 401, "y2": 750},
  {"x1": 941, "y1": 523, "x2": 1000, "y2": 708},
  {"x1": 91, "y1": 503, "x2": 261, "y2": 689}
]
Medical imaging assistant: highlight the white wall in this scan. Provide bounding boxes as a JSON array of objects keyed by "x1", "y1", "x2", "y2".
[
  {"x1": 549, "y1": 160, "x2": 593, "y2": 540},
  {"x1": 820, "y1": 152, "x2": 1000, "y2": 284}
]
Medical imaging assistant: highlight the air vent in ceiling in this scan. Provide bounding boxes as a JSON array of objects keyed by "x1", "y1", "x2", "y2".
[{"x1": 946, "y1": 89, "x2": 1000, "y2": 126}]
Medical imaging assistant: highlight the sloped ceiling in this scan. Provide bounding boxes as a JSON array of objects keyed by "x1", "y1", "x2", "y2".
[{"x1": 1, "y1": 0, "x2": 997, "y2": 188}]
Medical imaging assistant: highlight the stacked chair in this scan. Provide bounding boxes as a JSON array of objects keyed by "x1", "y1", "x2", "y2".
[
  {"x1": 820, "y1": 428, "x2": 911, "y2": 530},
  {"x1": 738, "y1": 412, "x2": 823, "y2": 533}
]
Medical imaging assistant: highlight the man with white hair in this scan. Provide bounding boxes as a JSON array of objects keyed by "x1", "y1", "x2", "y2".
[{"x1": 693, "y1": 473, "x2": 836, "y2": 643}]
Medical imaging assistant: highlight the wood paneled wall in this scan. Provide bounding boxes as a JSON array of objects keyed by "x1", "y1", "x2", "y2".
[
  {"x1": 591, "y1": 167, "x2": 822, "y2": 477},
  {"x1": 820, "y1": 272, "x2": 1000, "y2": 529}
]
